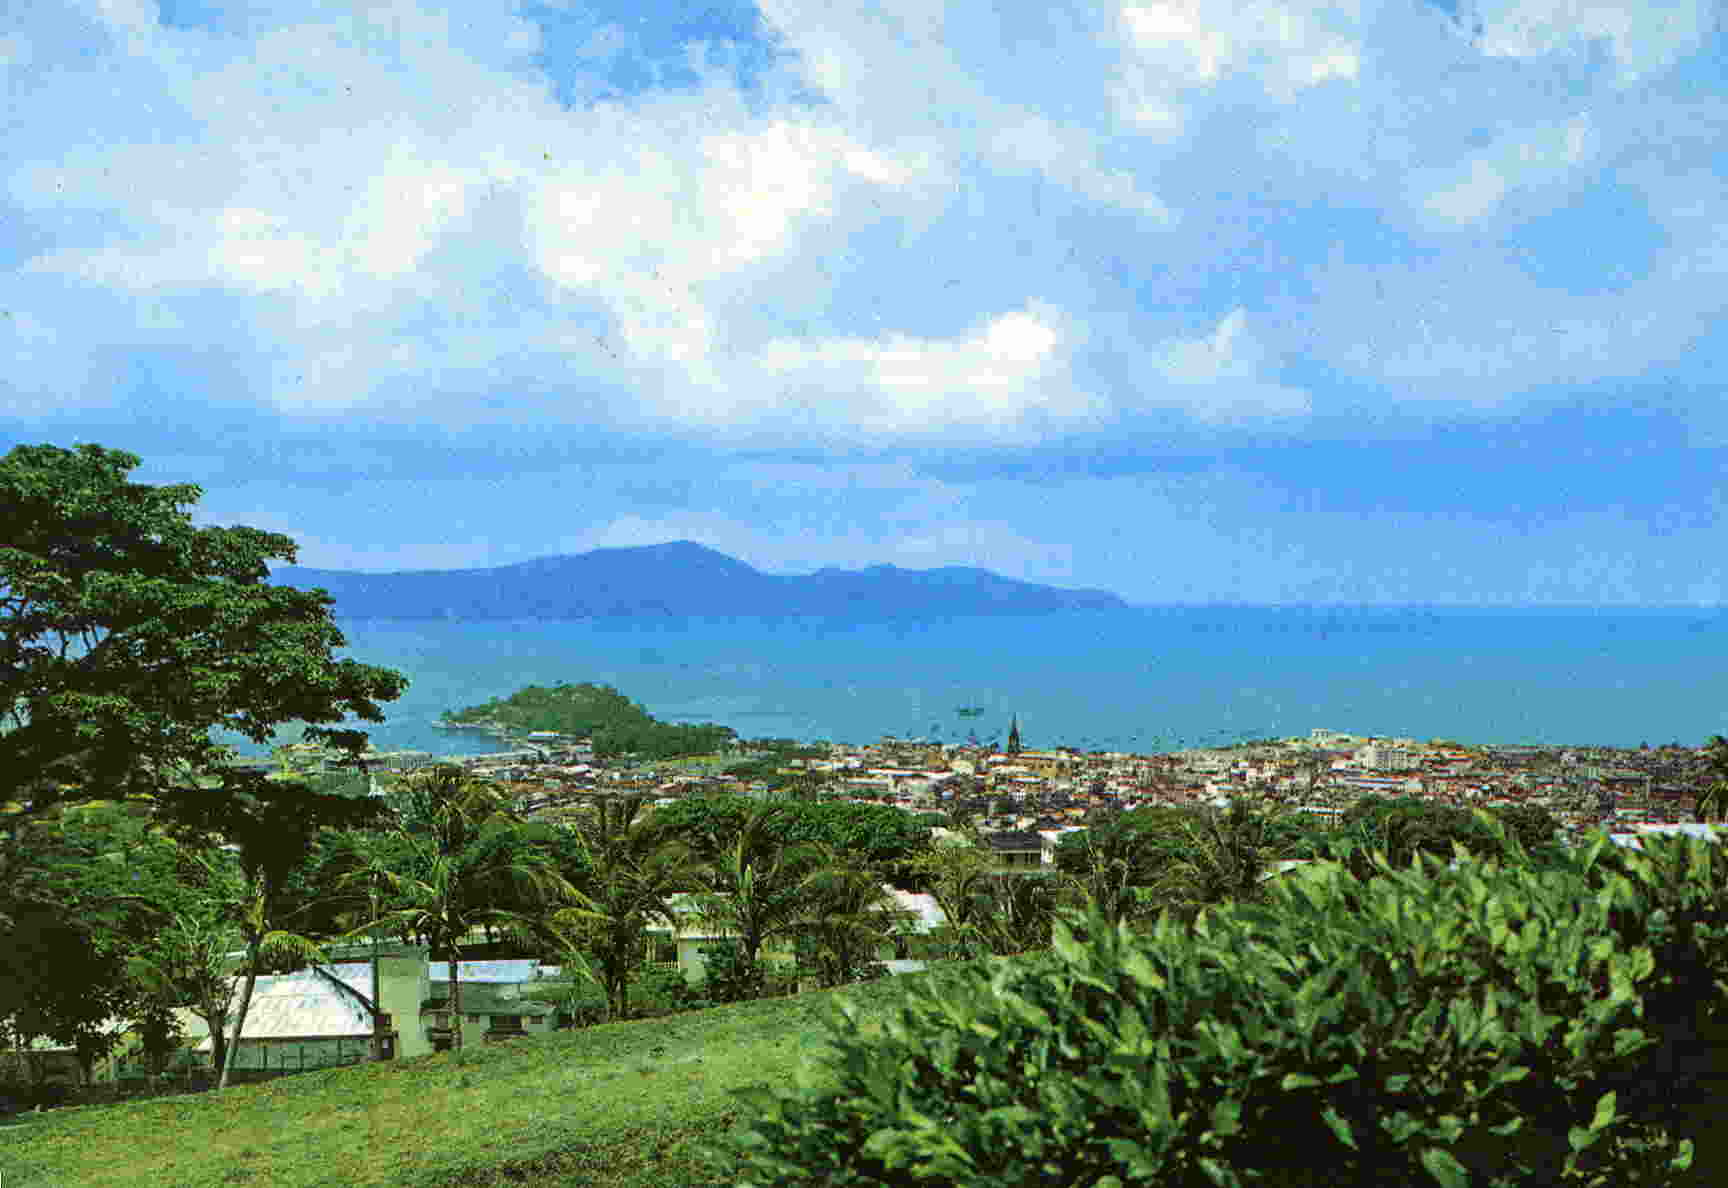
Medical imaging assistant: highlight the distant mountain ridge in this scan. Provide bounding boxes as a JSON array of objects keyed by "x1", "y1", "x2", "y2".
[{"x1": 268, "y1": 541, "x2": 1129, "y2": 621}]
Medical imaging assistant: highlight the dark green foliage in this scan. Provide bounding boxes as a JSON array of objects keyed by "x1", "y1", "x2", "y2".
[
  {"x1": 639, "y1": 963, "x2": 708, "y2": 1013},
  {"x1": 1487, "y1": 803, "x2": 1562, "y2": 855},
  {"x1": 131, "y1": 999, "x2": 185, "y2": 1076},
  {"x1": 0, "y1": 898, "x2": 144, "y2": 1083},
  {"x1": 698, "y1": 940, "x2": 765, "y2": 1005},
  {"x1": 0, "y1": 441, "x2": 407, "y2": 825},
  {"x1": 707, "y1": 818, "x2": 1722, "y2": 1187},
  {"x1": 1052, "y1": 805, "x2": 1201, "y2": 878},
  {"x1": 794, "y1": 933, "x2": 883, "y2": 990},
  {"x1": 651, "y1": 795, "x2": 934, "y2": 886},
  {"x1": 743, "y1": 738, "x2": 830, "y2": 760},
  {"x1": 440, "y1": 681, "x2": 736, "y2": 760},
  {"x1": 721, "y1": 758, "x2": 784, "y2": 783},
  {"x1": 1335, "y1": 794, "x2": 1511, "y2": 874}
]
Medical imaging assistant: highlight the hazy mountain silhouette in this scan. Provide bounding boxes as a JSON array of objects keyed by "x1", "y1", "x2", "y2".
[{"x1": 269, "y1": 541, "x2": 1129, "y2": 621}]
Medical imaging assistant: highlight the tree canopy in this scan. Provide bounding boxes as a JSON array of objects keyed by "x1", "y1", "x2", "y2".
[
  {"x1": 0, "y1": 442, "x2": 409, "y2": 828},
  {"x1": 441, "y1": 681, "x2": 736, "y2": 760},
  {"x1": 1, "y1": 441, "x2": 409, "y2": 1067},
  {"x1": 646, "y1": 795, "x2": 934, "y2": 886}
]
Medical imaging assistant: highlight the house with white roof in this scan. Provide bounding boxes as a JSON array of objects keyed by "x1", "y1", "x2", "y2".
[{"x1": 103, "y1": 944, "x2": 564, "y2": 1078}]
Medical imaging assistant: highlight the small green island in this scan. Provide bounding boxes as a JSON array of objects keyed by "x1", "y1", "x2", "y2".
[{"x1": 440, "y1": 680, "x2": 739, "y2": 761}]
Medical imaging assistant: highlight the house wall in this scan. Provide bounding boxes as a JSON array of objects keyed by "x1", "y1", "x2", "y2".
[
  {"x1": 376, "y1": 948, "x2": 432, "y2": 1061},
  {"x1": 671, "y1": 935, "x2": 799, "y2": 984}
]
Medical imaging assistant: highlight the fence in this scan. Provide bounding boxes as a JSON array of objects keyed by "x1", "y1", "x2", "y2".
[{"x1": 115, "y1": 1039, "x2": 367, "y2": 1083}]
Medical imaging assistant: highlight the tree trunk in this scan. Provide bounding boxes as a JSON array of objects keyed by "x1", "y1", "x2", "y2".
[
  {"x1": 448, "y1": 950, "x2": 462, "y2": 1053},
  {"x1": 218, "y1": 934, "x2": 263, "y2": 1091},
  {"x1": 196, "y1": 1009, "x2": 228, "y2": 1080}
]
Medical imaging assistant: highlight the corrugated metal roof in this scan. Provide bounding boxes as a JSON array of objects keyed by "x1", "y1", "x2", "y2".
[
  {"x1": 1607, "y1": 823, "x2": 1728, "y2": 851},
  {"x1": 883, "y1": 887, "x2": 946, "y2": 934},
  {"x1": 879, "y1": 959, "x2": 929, "y2": 975},
  {"x1": 422, "y1": 959, "x2": 543, "y2": 983},
  {"x1": 178, "y1": 963, "x2": 376, "y2": 1048},
  {"x1": 175, "y1": 957, "x2": 556, "y2": 1048},
  {"x1": 659, "y1": 886, "x2": 948, "y2": 939}
]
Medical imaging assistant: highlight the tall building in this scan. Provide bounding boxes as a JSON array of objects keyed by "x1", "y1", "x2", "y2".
[{"x1": 1006, "y1": 714, "x2": 1022, "y2": 757}]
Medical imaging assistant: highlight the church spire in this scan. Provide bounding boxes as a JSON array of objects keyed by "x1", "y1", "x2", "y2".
[{"x1": 1006, "y1": 714, "x2": 1021, "y2": 756}]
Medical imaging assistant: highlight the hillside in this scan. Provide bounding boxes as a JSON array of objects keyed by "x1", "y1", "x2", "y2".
[
  {"x1": 0, "y1": 969, "x2": 957, "y2": 1188},
  {"x1": 442, "y1": 681, "x2": 656, "y2": 733},
  {"x1": 441, "y1": 681, "x2": 736, "y2": 759},
  {"x1": 267, "y1": 541, "x2": 1130, "y2": 621}
]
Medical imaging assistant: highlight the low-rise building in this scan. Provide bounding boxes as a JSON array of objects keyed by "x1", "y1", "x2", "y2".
[{"x1": 100, "y1": 945, "x2": 565, "y2": 1081}]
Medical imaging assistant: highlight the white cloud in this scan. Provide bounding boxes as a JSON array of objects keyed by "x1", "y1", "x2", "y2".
[
  {"x1": 751, "y1": 303, "x2": 1095, "y2": 436},
  {"x1": 1414, "y1": 115, "x2": 1598, "y2": 225},
  {"x1": 1134, "y1": 310, "x2": 1313, "y2": 421},
  {"x1": 3, "y1": 0, "x2": 1725, "y2": 448},
  {"x1": 1464, "y1": 0, "x2": 1715, "y2": 84},
  {"x1": 1114, "y1": 0, "x2": 1364, "y2": 106}
]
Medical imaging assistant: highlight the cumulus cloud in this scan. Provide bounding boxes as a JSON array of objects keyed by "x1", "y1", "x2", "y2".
[
  {"x1": 2, "y1": 0, "x2": 1724, "y2": 456},
  {"x1": 1462, "y1": 0, "x2": 1716, "y2": 84},
  {"x1": 1413, "y1": 115, "x2": 1598, "y2": 225}
]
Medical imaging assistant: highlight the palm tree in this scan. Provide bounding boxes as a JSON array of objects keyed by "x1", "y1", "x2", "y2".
[
  {"x1": 329, "y1": 766, "x2": 589, "y2": 1053},
  {"x1": 976, "y1": 871, "x2": 1064, "y2": 957},
  {"x1": 1053, "y1": 804, "x2": 1198, "y2": 933},
  {"x1": 687, "y1": 801, "x2": 827, "y2": 993},
  {"x1": 535, "y1": 795, "x2": 706, "y2": 1022},
  {"x1": 183, "y1": 845, "x2": 336, "y2": 1089},
  {"x1": 898, "y1": 832, "x2": 1009, "y2": 960},
  {"x1": 794, "y1": 845, "x2": 915, "y2": 988},
  {"x1": 1141, "y1": 798, "x2": 1291, "y2": 931},
  {"x1": 1695, "y1": 735, "x2": 1728, "y2": 824}
]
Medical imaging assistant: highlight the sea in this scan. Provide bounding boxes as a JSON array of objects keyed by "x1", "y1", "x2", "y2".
[{"x1": 212, "y1": 605, "x2": 1728, "y2": 761}]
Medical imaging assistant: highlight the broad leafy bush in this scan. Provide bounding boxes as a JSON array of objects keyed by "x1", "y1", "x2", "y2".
[
  {"x1": 639, "y1": 963, "x2": 708, "y2": 1012},
  {"x1": 705, "y1": 821, "x2": 1718, "y2": 1186},
  {"x1": 698, "y1": 939, "x2": 766, "y2": 1003}
]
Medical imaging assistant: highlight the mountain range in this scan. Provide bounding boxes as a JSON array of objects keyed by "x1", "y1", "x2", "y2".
[{"x1": 267, "y1": 541, "x2": 1130, "y2": 621}]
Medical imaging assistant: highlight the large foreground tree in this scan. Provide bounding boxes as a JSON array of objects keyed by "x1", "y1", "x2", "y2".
[
  {"x1": 1, "y1": 441, "x2": 408, "y2": 1073},
  {"x1": 0, "y1": 442, "x2": 409, "y2": 833}
]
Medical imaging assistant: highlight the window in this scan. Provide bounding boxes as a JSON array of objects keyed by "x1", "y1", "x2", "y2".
[
  {"x1": 491, "y1": 1015, "x2": 522, "y2": 1030},
  {"x1": 467, "y1": 1014, "x2": 482, "y2": 1023}
]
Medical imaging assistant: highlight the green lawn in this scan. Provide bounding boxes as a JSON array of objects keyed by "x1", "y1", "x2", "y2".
[
  {"x1": 8, "y1": 957, "x2": 1728, "y2": 1187},
  {"x1": 0, "y1": 974, "x2": 935, "y2": 1188}
]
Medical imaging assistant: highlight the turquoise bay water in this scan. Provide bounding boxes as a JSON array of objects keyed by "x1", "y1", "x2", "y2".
[{"x1": 213, "y1": 606, "x2": 1728, "y2": 759}]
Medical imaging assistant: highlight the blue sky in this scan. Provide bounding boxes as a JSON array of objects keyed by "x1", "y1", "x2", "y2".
[{"x1": 3, "y1": 0, "x2": 1725, "y2": 605}]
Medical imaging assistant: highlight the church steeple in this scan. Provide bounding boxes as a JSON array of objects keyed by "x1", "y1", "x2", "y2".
[{"x1": 1006, "y1": 714, "x2": 1022, "y2": 756}]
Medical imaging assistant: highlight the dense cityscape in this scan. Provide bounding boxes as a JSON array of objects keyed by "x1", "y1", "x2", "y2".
[{"x1": 271, "y1": 718, "x2": 1728, "y2": 866}]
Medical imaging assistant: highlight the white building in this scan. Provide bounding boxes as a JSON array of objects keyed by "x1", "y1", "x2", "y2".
[{"x1": 1361, "y1": 741, "x2": 1419, "y2": 772}]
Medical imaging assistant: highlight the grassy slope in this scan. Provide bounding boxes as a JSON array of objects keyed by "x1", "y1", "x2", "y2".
[{"x1": 0, "y1": 973, "x2": 939, "y2": 1188}]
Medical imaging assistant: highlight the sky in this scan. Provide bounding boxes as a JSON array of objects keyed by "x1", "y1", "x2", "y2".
[{"x1": 3, "y1": 0, "x2": 1726, "y2": 606}]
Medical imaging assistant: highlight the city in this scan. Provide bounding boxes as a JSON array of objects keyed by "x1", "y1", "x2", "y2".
[{"x1": 272, "y1": 721, "x2": 1728, "y2": 870}]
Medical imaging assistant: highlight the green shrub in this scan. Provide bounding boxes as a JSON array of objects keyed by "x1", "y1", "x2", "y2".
[
  {"x1": 534, "y1": 981, "x2": 608, "y2": 1028},
  {"x1": 699, "y1": 939, "x2": 766, "y2": 1004},
  {"x1": 704, "y1": 825, "x2": 1716, "y2": 1187},
  {"x1": 640, "y1": 963, "x2": 708, "y2": 1012}
]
